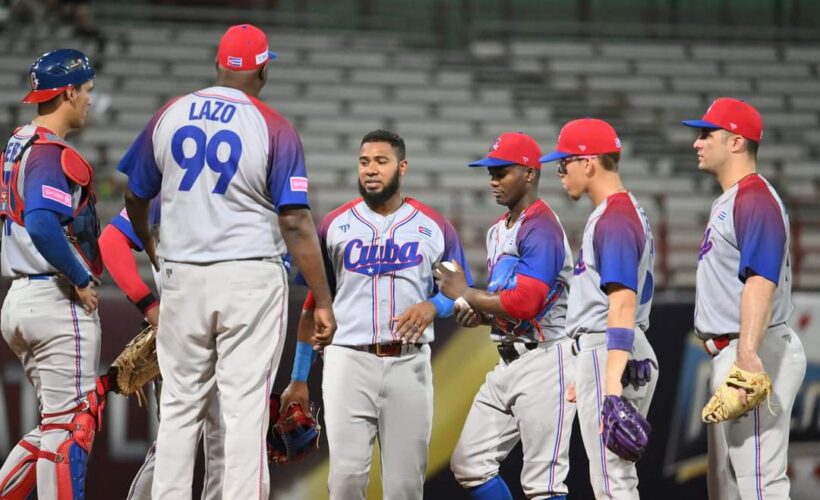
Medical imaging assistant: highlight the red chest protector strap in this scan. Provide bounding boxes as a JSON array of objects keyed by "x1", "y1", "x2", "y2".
[{"x1": 0, "y1": 132, "x2": 94, "y2": 226}]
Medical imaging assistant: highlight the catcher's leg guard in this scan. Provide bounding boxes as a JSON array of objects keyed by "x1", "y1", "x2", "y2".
[
  {"x1": 0, "y1": 439, "x2": 39, "y2": 499},
  {"x1": 38, "y1": 387, "x2": 106, "y2": 500}
]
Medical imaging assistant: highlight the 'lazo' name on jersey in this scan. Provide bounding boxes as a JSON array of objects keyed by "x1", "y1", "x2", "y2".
[{"x1": 188, "y1": 100, "x2": 237, "y2": 123}]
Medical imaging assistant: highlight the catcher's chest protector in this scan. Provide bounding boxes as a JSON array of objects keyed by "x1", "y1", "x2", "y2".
[{"x1": 0, "y1": 129, "x2": 103, "y2": 277}]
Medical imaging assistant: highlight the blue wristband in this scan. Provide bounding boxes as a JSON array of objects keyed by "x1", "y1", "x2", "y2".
[
  {"x1": 429, "y1": 292, "x2": 455, "y2": 318},
  {"x1": 291, "y1": 341, "x2": 317, "y2": 382},
  {"x1": 606, "y1": 327, "x2": 635, "y2": 352}
]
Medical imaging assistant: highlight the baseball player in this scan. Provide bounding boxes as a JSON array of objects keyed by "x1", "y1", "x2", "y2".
[
  {"x1": 541, "y1": 118, "x2": 658, "y2": 499},
  {"x1": 97, "y1": 199, "x2": 227, "y2": 500},
  {"x1": 117, "y1": 24, "x2": 335, "y2": 499},
  {"x1": 280, "y1": 129, "x2": 473, "y2": 500},
  {"x1": 0, "y1": 49, "x2": 104, "y2": 499},
  {"x1": 434, "y1": 132, "x2": 576, "y2": 500},
  {"x1": 682, "y1": 98, "x2": 807, "y2": 499}
]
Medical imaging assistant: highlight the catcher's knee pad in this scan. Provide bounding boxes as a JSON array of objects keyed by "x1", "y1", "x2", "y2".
[
  {"x1": 0, "y1": 439, "x2": 39, "y2": 499},
  {"x1": 38, "y1": 388, "x2": 106, "y2": 500}
]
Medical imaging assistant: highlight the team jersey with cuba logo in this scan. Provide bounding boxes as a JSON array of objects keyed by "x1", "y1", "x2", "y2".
[
  {"x1": 1, "y1": 124, "x2": 90, "y2": 278},
  {"x1": 566, "y1": 192, "x2": 655, "y2": 336},
  {"x1": 117, "y1": 86, "x2": 309, "y2": 263},
  {"x1": 319, "y1": 197, "x2": 472, "y2": 346},
  {"x1": 695, "y1": 173, "x2": 791, "y2": 338},
  {"x1": 485, "y1": 199, "x2": 573, "y2": 343}
]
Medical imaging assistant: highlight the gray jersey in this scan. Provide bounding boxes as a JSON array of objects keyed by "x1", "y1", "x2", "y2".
[
  {"x1": 566, "y1": 192, "x2": 655, "y2": 336},
  {"x1": 318, "y1": 197, "x2": 472, "y2": 346},
  {"x1": 485, "y1": 199, "x2": 573, "y2": 342},
  {"x1": 117, "y1": 86, "x2": 310, "y2": 263},
  {"x1": 695, "y1": 173, "x2": 791, "y2": 337}
]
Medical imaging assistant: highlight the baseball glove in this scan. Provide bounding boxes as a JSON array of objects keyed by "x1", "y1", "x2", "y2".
[
  {"x1": 702, "y1": 363, "x2": 772, "y2": 423},
  {"x1": 601, "y1": 395, "x2": 651, "y2": 462},
  {"x1": 267, "y1": 394, "x2": 320, "y2": 465},
  {"x1": 109, "y1": 325, "x2": 160, "y2": 407}
]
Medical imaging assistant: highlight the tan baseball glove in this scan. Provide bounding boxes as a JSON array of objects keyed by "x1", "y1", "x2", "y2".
[
  {"x1": 702, "y1": 363, "x2": 772, "y2": 423},
  {"x1": 109, "y1": 325, "x2": 160, "y2": 406}
]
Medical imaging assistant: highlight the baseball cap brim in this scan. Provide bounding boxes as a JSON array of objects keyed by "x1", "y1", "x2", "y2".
[
  {"x1": 468, "y1": 157, "x2": 517, "y2": 168},
  {"x1": 681, "y1": 119, "x2": 721, "y2": 130},
  {"x1": 22, "y1": 86, "x2": 69, "y2": 104},
  {"x1": 267, "y1": 50, "x2": 278, "y2": 61},
  {"x1": 539, "y1": 151, "x2": 572, "y2": 163}
]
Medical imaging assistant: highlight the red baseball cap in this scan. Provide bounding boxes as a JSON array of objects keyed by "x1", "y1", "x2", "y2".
[
  {"x1": 217, "y1": 24, "x2": 277, "y2": 71},
  {"x1": 469, "y1": 132, "x2": 542, "y2": 169},
  {"x1": 540, "y1": 118, "x2": 622, "y2": 163},
  {"x1": 681, "y1": 97, "x2": 763, "y2": 142}
]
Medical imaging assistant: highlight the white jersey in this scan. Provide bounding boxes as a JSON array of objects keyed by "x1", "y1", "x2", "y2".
[
  {"x1": 117, "y1": 86, "x2": 309, "y2": 263},
  {"x1": 317, "y1": 197, "x2": 472, "y2": 346},
  {"x1": 566, "y1": 192, "x2": 655, "y2": 336},
  {"x1": 695, "y1": 173, "x2": 791, "y2": 337},
  {"x1": 485, "y1": 199, "x2": 573, "y2": 342},
  {"x1": 1, "y1": 125, "x2": 88, "y2": 278}
]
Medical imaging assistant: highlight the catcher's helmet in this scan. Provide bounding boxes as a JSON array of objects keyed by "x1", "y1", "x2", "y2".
[{"x1": 22, "y1": 48, "x2": 95, "y2": 104}]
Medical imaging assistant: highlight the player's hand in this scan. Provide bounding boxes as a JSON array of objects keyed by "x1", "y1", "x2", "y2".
[
  {"x1": 393, "y1": 301, "x2": 436, "y2": 344},
  {"x1": 434, "y1": 261, "x2": 468, "y2": 299},
  {"x1": 455, "y1": 302, "x2": 483, "y2": 328},
  {"x1": 566, "y1": 382, "x2": 577, "y2": 403},
  {"x1": 280, "y1": 380, "x2": 310, "y2": 415},
  {"x1": 733, "y1": 350, "x2": 764, "y2": 406},
  {"x1": 74, "y1": 280, "x2": 98, "y2": 315},
  {"x1": 312, "y1": 306, "x2": 336, "y2": 350},
  {"x1": 145, "y1": 305, "x2": 159, "y2": 328}
]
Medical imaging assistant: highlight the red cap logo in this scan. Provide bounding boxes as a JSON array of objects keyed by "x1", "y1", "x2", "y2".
[{"x1": 217, "y1": 24, "x2": 277, "y2": 71}]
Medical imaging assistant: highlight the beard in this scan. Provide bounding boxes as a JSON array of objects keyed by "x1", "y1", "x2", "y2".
[{"x1": 358, "y1": 170, "x2": 401, "y2": 207}]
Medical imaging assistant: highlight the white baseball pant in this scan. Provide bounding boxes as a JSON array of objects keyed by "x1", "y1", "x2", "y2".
[
  {"x1": 450, "y1": 338, "x2": 576, "y2": 499},
  {"x1": 572, "y1": 328, "x2": 657, "y2": 500},
  {"x1": 151, "y1": 259, "x2": 288, "y2": 500},
  {"x1": 322, "y1": 343, "x2": 433, "y2": 500},
  {"x1": 706, "y1": 324, "x2": 806, "y2": 500}
]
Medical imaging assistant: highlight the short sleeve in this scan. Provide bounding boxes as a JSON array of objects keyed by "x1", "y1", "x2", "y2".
[
  {"x1": 594, "y1": 200, "x2": 645, "y2": 293},
  {"x1": 734, "y1": 177, "x2": 786, "y2": 285},
  {"x1": 267, "y1": 122, "x2": 310, "y2": 211},
  {"x1": 117, "y1": 99, "x2": 179, "y2": 200},
  {"x1": 516, "y1": 215, "x2": 565, "y2": 286},
  {"x1": 23, "y1": 144, "x2": 74, "y2": 218},
  {"x1": 110, "y1": 208, "x2": 144, "y2": 251},
  {"x1": 440, "y1": 219, "x2": 474, "y2": 287}
]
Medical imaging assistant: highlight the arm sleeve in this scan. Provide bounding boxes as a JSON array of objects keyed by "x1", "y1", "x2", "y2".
[
  {"x1": 22, "y1": 145, "x2": 74, "y2": 219},
  {"x1": 267, "y1": 121, "x2": 310, "y2": 212},
  {"x1": 734, "y1": 181, "x2": 787, "y2": 285},
  {"x1": 25, "y1": 209, "x2": 89, "y2": 286},
  {"x1": 593, "y1": 206, "x2": 645, "y2": 293},
  {"x1": 499, "y1": 274, "x2": 551, "y2": 320},
  {"x1": 303, "y1": 290, "x2": 316, "y2": 311},
  {"x1": 99, "y1": 224, "x2": 158, "y2": 313}
]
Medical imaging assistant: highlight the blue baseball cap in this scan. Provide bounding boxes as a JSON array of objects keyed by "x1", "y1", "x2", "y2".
[{"x1": 22, "y1": 49, "x2": 95, "y2": 104}]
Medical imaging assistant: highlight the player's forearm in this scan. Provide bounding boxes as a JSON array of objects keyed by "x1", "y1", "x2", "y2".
[
  {"x1": 605, "y1": 285, "x2": 637, "y2": 396},
  {"x1": 279, "y1": 208, "x2": 332, "y2": 307},
  {"x1": 124, "y1": 190, "x2": 153, "y2": 252},
  {"x1": 462, "y1": 288, "x2": 508, "y2": 316},
  {"x1": 99, "y1": 225, "x2": 157, "y2": 312},
  {"x1": 296, "y1": 308, "x2": 315, "y2": 344},
  {"x1": 738, "y1": 275, "x2": 775, "y2": 359}
]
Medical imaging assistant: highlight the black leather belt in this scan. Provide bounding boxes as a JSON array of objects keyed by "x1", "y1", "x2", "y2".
[{"x1": 497, "y1": 342, "x2": 538, "y2": 363}]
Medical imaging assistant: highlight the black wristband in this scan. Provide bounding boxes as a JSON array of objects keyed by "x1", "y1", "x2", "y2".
[{"x1": 135, "y1": 293, "x2": 158, "y2": 313}]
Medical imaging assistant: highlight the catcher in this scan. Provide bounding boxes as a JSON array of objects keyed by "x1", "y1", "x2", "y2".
[
  {"x1": 683, "y1": 99, "x2": 806, "y2": 499},
  {"x1": 97, "y1": 200, "x2": 227, "y2": 500}
]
